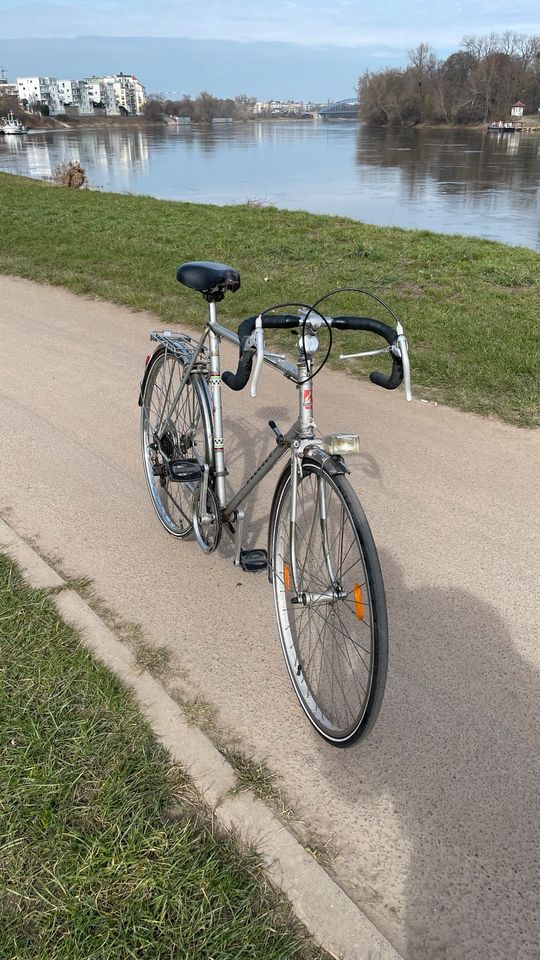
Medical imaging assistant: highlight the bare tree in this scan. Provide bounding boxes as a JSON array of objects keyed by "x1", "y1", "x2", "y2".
[{"x1": 359, "y1": 32, "x2": 540, "y2": 126}]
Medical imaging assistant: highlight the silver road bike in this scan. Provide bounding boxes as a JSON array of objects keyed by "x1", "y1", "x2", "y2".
[{"x1": 139, "y1": 261, "x2": 411, "y2": 746}]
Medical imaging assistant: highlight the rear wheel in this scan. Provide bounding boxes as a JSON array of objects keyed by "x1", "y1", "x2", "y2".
[
  {"x1": 270, "y1": 460, "x2": 388, "y2": 746},
  {"x1": 141, "y1": 348, "x2": 213, "y2": 537}
]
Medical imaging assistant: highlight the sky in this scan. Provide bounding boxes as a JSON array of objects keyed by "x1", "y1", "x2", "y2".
[{"x1": 1, "y1": 0, "x2": 539, "y2": 100}]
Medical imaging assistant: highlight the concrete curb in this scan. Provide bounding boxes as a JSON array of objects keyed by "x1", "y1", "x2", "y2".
[{"x1": 0, "y1": 517, "x2": 404, "y2": 960}]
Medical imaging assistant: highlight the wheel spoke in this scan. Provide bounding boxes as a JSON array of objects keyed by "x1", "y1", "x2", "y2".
[{"x1": 141, "y1": 352, "x2": 211, "y2": 538}]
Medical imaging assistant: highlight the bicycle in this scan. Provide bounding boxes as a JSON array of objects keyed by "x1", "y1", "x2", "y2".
[{"x1": 139, "y1": 261, "x2": 411, "y2": 746}]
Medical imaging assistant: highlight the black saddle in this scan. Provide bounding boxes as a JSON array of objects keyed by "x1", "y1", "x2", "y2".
[{"x1": 176, "y1": 261, "x2": 241, "y2": 301}]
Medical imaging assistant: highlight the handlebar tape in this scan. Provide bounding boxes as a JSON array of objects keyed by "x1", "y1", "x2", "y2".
[
  {"x1": 222, "y1": 315, "x2": 299, "y2": 390},
  {"x1": 222, "y1": 313, "x2": 403, "y2": 392},
  {"x1": 222, "y1": 337, "x2": 256, "y2": 391},
  {"x1": 330, "y1": 315, "x2": 397, "y2": 343},
  {"x1": 369, "y1": 364, "x2": 403, "y2": 390},
  {"x1": 332, "y1": 316, "x2": 403, "y2": 391}
]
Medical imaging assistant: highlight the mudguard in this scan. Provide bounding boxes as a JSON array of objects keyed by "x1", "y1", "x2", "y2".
[{"x1": 138, "y1": 346, "x2": 164, "y2": 406}]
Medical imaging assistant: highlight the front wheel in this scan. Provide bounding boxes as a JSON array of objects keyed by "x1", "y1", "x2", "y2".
[{"x1": 270, "y1": 460, "x2": 388, "y2": 746}]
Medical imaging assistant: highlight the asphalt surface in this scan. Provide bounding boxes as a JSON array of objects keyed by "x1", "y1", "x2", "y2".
[{"x1": 1, "y1": 275, "x2": 539, "y2": 960}]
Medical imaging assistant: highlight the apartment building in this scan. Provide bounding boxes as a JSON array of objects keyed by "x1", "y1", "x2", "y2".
[
  {"x1": 16, "y1": 73, "x2": 146, "y2": 115},
  {"x1": 57, "y1": 79, "x2": 83, "y2": 108},
  {"x1": 111, "y1": 74, "x2": 145, "y2": 115},
  {"x1": 17, "y1": 76, "x2": 61, "y2": 112},
  {"x1": 81, "y1": 77, "x2": 118, "y2": 113}
]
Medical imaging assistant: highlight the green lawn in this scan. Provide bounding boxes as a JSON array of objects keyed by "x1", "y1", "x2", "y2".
[
  {"x1": 1, "y1": 172, "x2": 538, "y2": 426},
  {"x1": 0, "y1": 554, "x2": 325, "y2": 960}
]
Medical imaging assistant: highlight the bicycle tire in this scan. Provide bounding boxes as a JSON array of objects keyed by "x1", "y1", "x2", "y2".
[
  {"x1": 141, "y1": 347, "x2": 213, "y2": 537},
  {"x1": 269, "y1": 458, "x2": 388, "y2": 746}
]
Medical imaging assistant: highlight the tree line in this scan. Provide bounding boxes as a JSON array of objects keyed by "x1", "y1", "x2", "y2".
[
  {"x1": 357, "y1": 33, "x2": 540, "y2": 125},
  {"x1": 144, "y1": 91, "x2": 256, "y2": 122}
]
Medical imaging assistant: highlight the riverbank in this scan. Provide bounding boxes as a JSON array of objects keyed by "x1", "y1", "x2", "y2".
[
  {"x1": 20, "y1": 115, "x2": 314, "y2": 131},
  {"x1": 364, "y1": 115, "x2": 540, "y2": 130},
  {"x1": 12, "y1": 114, "x2": 164, "y2": 131},
  {"x1": 1, "y1": 172, "x2": 538, "y2": 426}
]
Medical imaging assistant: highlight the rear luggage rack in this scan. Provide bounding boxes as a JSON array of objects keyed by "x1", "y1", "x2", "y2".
[{"x1": 150, "y1": 330, "x2": 209, "y2": 365}]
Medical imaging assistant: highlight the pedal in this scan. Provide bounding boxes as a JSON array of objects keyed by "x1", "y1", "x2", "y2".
[
  {"x1": 168, "y1": 458, "x2": 203, "y2": 482},
  {"x1": 239, "y1": 549, "x2": 268, "y2": 572}
]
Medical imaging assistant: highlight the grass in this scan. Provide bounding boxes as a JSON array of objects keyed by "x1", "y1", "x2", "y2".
[
  {"x1": 178, "y1": 695, "x2": 220, "y2": 734},
  {"x1": 223, "y1": 750, "x2": 293, "y2": 819},
  {"x1": 0, "y1": 172, "x2": 538, "y2": 426},
  {"x1": 176, "y1": 695, "x2": 294, "y2": 819},
  {"x1": 0, "y1": 554, "x2": 327, "y2": 960}
]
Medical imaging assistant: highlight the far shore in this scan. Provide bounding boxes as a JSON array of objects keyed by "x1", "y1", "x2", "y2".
[{"x1": 7, "y1": 112, "x2": 539, "y2": 134}]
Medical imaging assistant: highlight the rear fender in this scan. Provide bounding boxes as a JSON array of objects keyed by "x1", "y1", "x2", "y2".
[{"x1": 138, "y1": 346, "x2": 164, "y2": 406}]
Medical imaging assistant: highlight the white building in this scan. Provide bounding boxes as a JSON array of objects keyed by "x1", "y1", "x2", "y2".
[
  {"x1": 254, "y1": 99, "x2": 319, "y2": 115},
  {"x1": 510, "y1": 100, "x2": 525, "y2": 117},
  {"x1": 16, "y1": 77, "x2": 61, "y2": 112},
  {"x1": 110, "y1": 74, "x2": 146, "y2": 115},
  {"x1": 16, "y1": 72, "x2": 146, "y2": 116},
  {"x1": 57, "y1": 79, "x2": 83, "y2": 109},
  {"x1": 81, "y1": 77, "x2": 117, "y2": 113},
  {"x1": 0, "y1": 73, "x2": 18, "y2": 98},
  {"x1": 77, "y1": 74, "x2": 145, "y2": 115}
]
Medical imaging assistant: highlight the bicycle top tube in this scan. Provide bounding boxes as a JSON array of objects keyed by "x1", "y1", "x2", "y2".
[{"x1": 209, "y1": 317, "x2": 299, "y2": 383}]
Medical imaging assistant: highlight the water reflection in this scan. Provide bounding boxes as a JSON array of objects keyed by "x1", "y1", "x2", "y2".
[
  {"x1": 0, "y1": 128, "x2": 149, "y2": 182},
  {"x1": 356, "y1": 126, "x2": 540, "y2": 195},
  {"x1": 1, "y1": 122, "x2": 538, "y2": 250}
]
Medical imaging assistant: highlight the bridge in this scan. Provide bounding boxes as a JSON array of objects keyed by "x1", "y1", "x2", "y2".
[{"x1": 319, "y1": 98, "x2": 359, "y2": 120}]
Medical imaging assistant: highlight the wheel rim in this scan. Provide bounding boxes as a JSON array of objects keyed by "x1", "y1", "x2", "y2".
[
  {"x1": 273, "y1": 467, "x2": 376, "y2": 741},
  {"x1": 141, "y1": 352, "x2": 210, "y2": 536}
]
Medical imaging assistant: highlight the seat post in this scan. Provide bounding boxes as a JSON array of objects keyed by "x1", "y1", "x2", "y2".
[{"x1": 207, "y1": 300, "x2": 227, "y2": 507}]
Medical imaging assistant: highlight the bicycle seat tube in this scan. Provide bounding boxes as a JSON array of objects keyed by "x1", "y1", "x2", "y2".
[{"x1": 207, "y1": 300, "x2": 227, "y2": 507}]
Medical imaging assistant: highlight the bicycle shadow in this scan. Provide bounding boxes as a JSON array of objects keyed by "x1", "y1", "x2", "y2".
[
  {"x1": 220, "y1": 403, "x2": 383, "y2": 556},
  {"x1": 314, "y1": 550, "x2": 540, "y2": 960},
  {"x1": 220, "y1": 402, "x2": 300, "y2": 556}
]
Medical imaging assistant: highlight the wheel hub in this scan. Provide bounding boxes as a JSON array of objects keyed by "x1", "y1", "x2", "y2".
[{"x1": 159, "y1": 426, "x2": 178, "y2": 460}]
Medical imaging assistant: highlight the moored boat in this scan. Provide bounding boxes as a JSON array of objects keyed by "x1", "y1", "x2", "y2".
[
  {"x1": 487, "y1": 123, "x2": 522, "y2": 133},
  {"x1": 1, "y1": 111, "x2": 28, "y2": 135}
]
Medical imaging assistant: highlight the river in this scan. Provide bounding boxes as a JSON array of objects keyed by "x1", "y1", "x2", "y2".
[{"x1": 1, "y1": 121, "x2": 539, "y2": 251}]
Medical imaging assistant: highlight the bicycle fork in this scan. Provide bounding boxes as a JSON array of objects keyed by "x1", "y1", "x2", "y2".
[
  {"x1": 289, "y1": 452, "x2": 346, "y2": 606},
  {"x1": 288, "y1": 352, "x2": 346, "y2": 606}
]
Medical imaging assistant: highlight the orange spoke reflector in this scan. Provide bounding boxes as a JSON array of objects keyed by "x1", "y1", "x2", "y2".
[
  {"x1": 354, "y1": 584, "x2": 365, "y2": 620},
  {"x1": 284, "y1": 563, "x2": 291, "y2": 591}
]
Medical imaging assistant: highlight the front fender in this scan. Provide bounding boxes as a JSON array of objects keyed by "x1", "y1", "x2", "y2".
[{"x1": 301, "y1": 444, "x2": 350, "y2": 477}]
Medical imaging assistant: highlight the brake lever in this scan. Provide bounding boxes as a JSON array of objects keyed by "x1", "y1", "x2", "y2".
[
  {"x1": 250, "y1": 316, "x2": 265, "y2": 398},
  {"x1": 395, "y1": 321, "x2": 412, "y2": 401}
]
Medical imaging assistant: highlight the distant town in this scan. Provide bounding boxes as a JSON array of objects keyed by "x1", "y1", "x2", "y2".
[{"x1": 0, "y1": 69, "x2": 333, "y2": 121}]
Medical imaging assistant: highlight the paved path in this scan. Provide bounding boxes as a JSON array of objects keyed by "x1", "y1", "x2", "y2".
[{"x1": 1, "y1": 276, "x2": 539, "y2": 960}]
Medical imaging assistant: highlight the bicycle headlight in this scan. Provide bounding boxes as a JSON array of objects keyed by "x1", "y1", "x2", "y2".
[{"x1": 322, "y1": 433, "x2": 360, "y2": 455}]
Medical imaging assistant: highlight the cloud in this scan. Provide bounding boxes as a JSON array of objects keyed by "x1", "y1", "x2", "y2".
[{"x1": 1, "y1": 0, "x2": 538, "y2": 48}]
